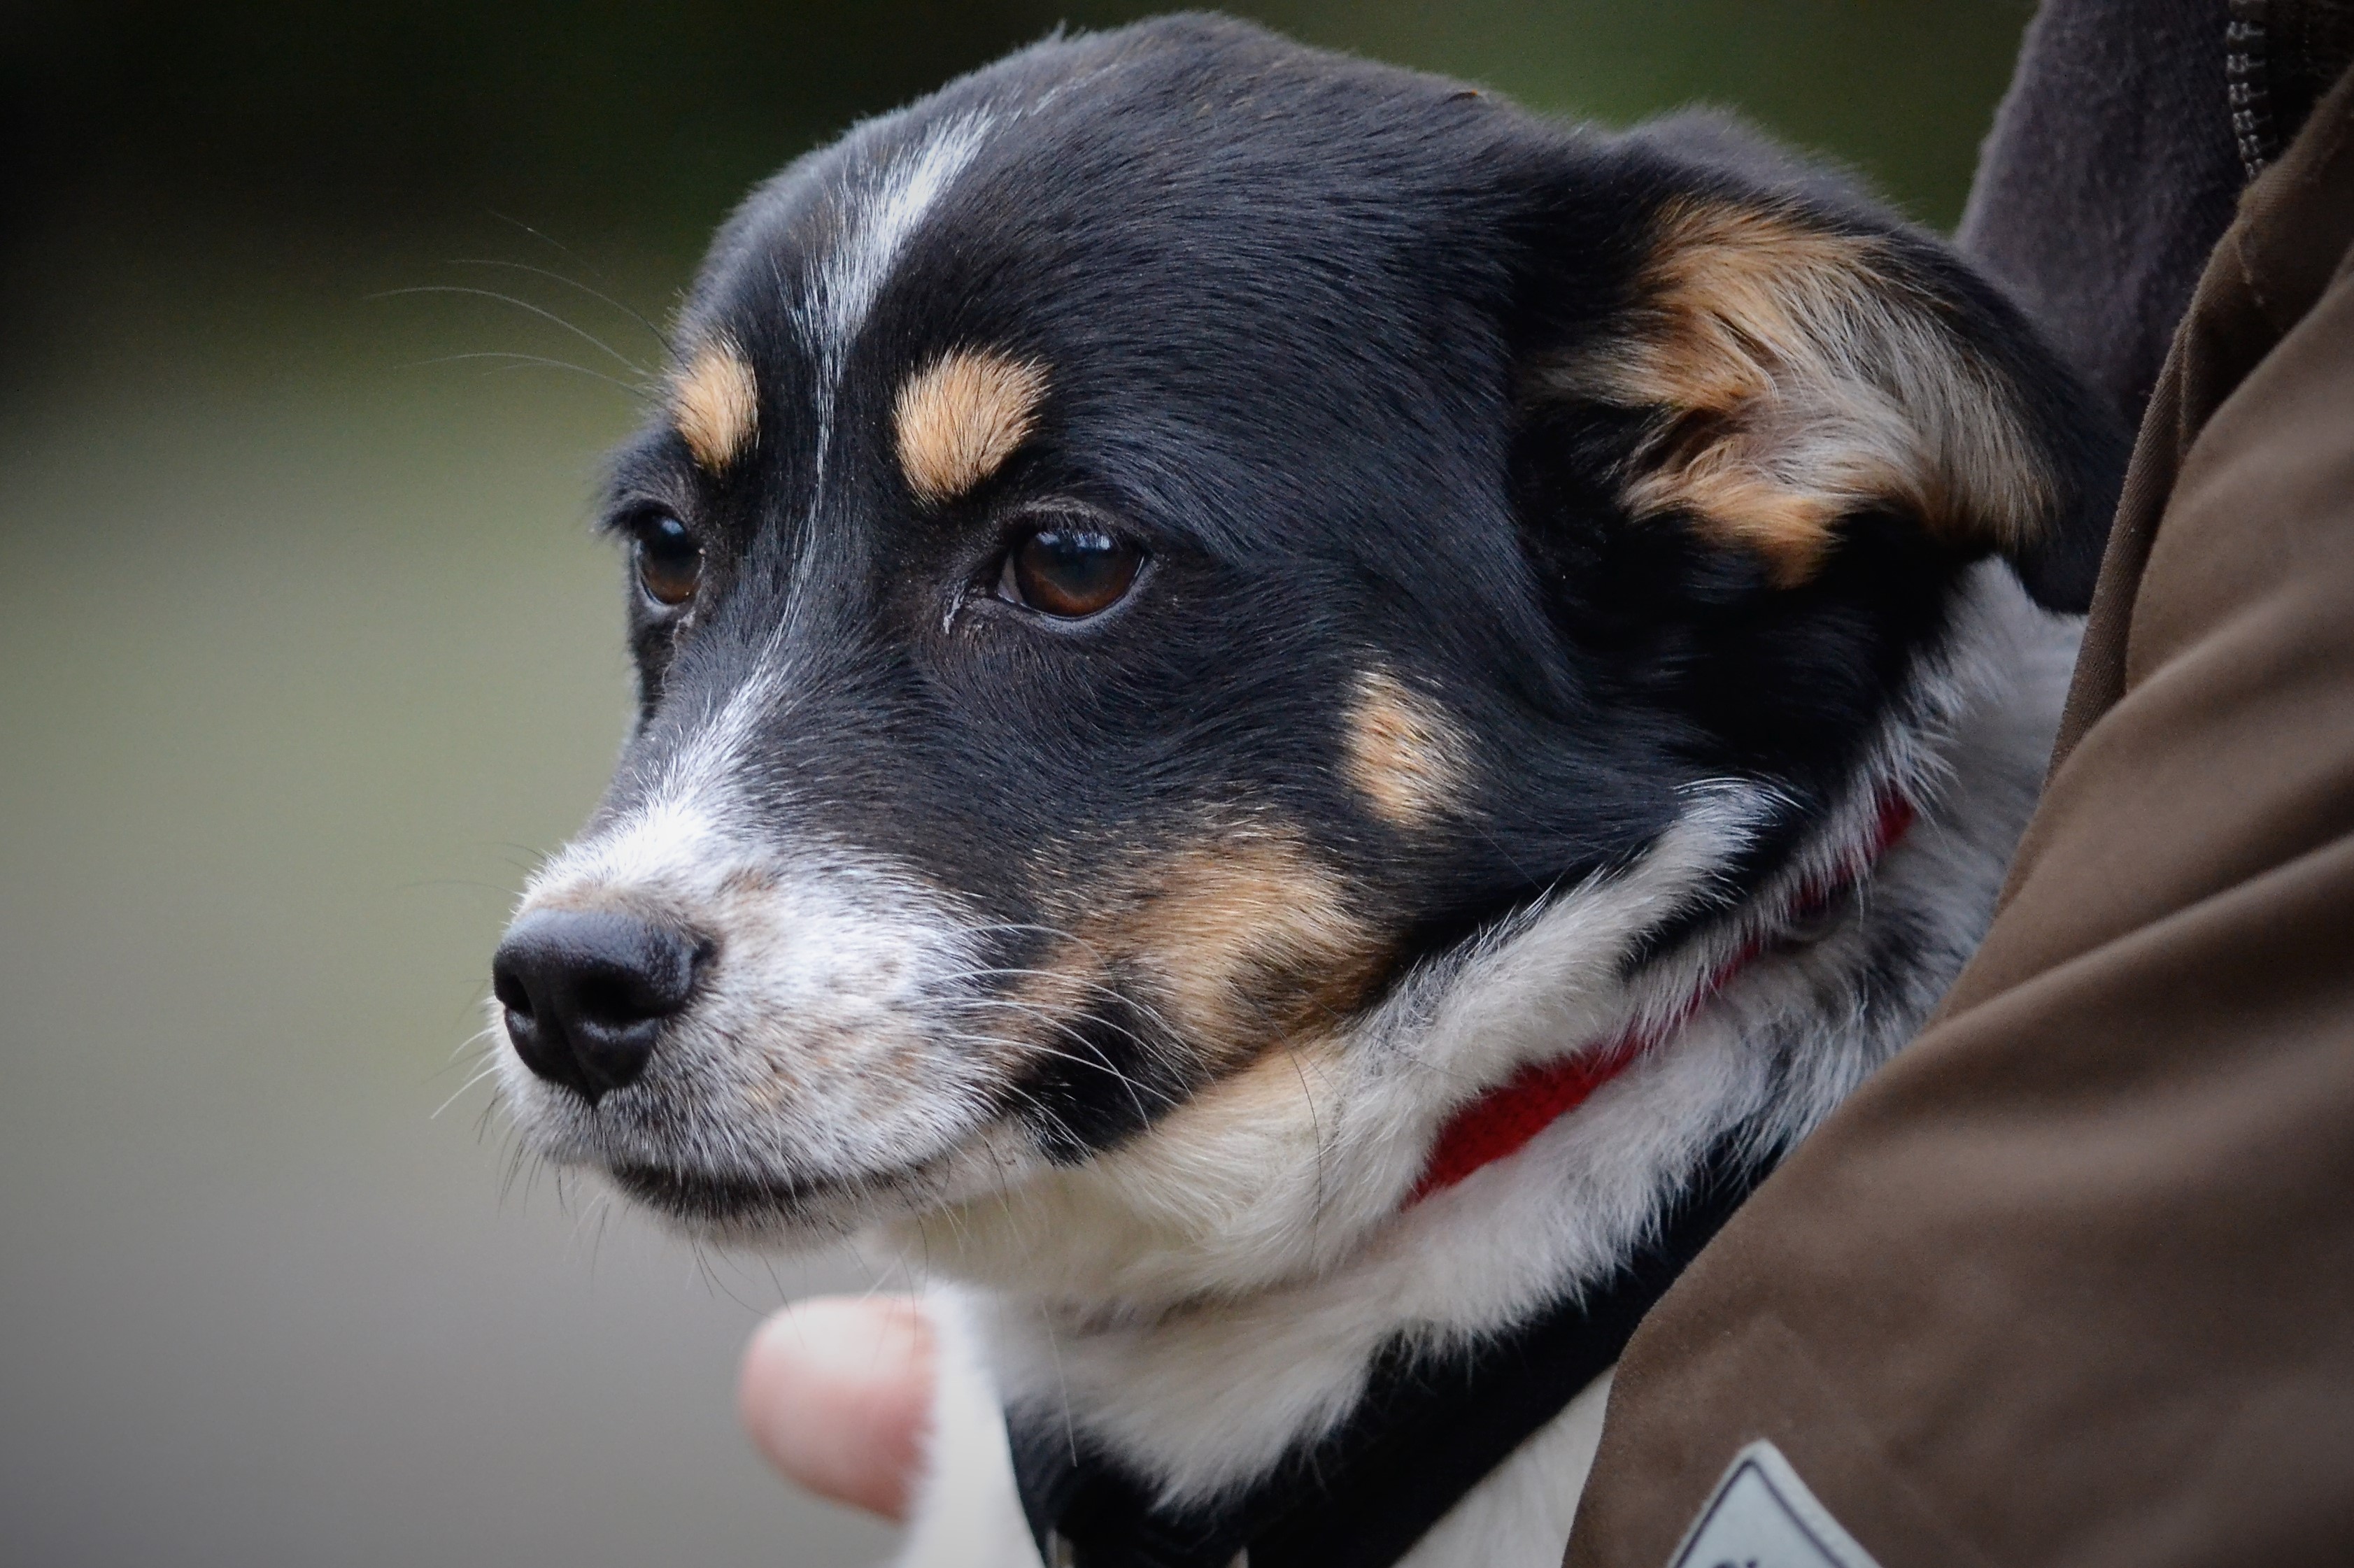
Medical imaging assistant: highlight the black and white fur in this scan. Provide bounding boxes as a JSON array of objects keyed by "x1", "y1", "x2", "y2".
[{"x1": 488, "y1": 17, "x2": 2120, "y2": 1567}]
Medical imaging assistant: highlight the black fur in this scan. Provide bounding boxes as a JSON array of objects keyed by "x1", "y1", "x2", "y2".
[{"x1": 582, "y1": 15, "x2": 2122, "y2": 1173}]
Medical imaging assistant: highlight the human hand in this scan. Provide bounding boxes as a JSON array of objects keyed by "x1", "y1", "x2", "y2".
[{"x1": 738, "y1": 1294, "x2": 937, "y2": 1521}]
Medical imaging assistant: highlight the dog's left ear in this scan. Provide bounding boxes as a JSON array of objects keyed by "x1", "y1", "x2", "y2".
[{"x1": 1529, "y1": 169, "x2": 2127, "y2": 612}]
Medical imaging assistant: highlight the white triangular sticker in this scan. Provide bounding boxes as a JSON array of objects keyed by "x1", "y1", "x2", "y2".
[{"x1": 1664, "y1": 1441, "x2": 1883, "y2": 1568}]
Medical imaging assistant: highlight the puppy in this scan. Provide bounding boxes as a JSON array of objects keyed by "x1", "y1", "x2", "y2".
[{"x1": 489, "y1": 17, "x2": 2121, "y2": 1568}]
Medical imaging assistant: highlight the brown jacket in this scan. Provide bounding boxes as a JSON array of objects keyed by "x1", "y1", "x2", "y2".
[{"x1": 1567, "y1": 45, "x2": 2354, "y2": 1568}]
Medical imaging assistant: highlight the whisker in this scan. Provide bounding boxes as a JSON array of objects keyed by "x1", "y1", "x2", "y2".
[
  {"x1": 939, "y1": 1030, "x2": 1171, "y2": 1127},
  {"x1": 442, "y1": 1021, "x2": 504, "y2": 1067},
  {"x1": 1037, "y1": 1299, "x2": 1079, "y2": 1464},
  {"x1": 940, "y1": 1023, "x2": 1168, "y2": 1087},
  {"x1": 958, "y1": 919, "x2": 1104, "y2": 951},
  {"x1": 395, "y1": 349, "x2": 645, "y2": 395},
  {"x1": 485, "y1": 211, "x2": 612, "y2": 287},
  {"x1": 702, "y1": 1248, "x2": 764, "y2": 1316},
  {"x1": 369, "y1": 284, "x2": 651, "y2": 373},
  {"x1": 450, "y1": 257, "x2": 672, "y2": 349},
  {"x1": 951, "y1": 992, "x2": 1183, "y2": 1073},
  {"x1": 978, "y1": 1076, "x2": 1088, "y2": 1153},
  {"x1": 430, "y1": 1058, "x2": 507, "y2": 1120},
  {"x1": 1286, "y1": 1043, "x2": 1333, "y2": 1243},
  {"x1": 936, "y1": 966, "x2": 1186, "y2": 1041}
]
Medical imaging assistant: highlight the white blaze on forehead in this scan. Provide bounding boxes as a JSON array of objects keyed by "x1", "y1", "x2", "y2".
[
  {"x1": 770, "y1": 111, "x2": 998, "y2": 673},
  {"x1": 520, "y1": 115, "x2": 1006, "y2": 948},
  {"x1": 800, "y1": 111, "x2": 994, "y2": 379}
]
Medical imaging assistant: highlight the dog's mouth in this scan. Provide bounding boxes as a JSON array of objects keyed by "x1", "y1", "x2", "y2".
[
  {"x1": 611, "y1": 1162, "x2": 832, "y2": 1224},
  {"x1": 607, "y1": 1150, "x2": 951, "y2": 1231}
]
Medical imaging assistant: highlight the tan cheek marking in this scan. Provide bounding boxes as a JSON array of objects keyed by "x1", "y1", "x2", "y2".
[
  {"x1": 671, "y1": 338, "x2": 759, "y2": 471},
  {"x1": 1542, "y1": 198, "x2": 2050, "y2": 587},
  {"x1": 1131, "y1": 839, "x2": 1382, "y2": 1062},
  {"x1": 1345, "y1": 669, "x2": 1471, "y2": 829},
  {"x1": 1018, "y1": 832, "x2": 1390, "y2": 1079},
  {"x1": 894, "y1": 349, "x2": 1049, "y2": 504}
]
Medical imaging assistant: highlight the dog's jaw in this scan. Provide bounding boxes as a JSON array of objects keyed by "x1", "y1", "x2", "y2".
[{"x1": 877, "y1": 778, "x2": 1794, "y2": 1305}]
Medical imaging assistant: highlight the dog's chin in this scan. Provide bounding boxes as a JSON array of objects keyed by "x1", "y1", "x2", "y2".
[
  {"x1": 497, "y1": 1062, "x2": 1004, "y2": 1246},
  {"x1": 597, "y1": 1152, "x2": 956, "y2": 1248}
]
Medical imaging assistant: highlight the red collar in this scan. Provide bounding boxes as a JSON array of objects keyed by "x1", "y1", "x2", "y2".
[{"x1": 1408, "y1": 792, "x2": 1916, "y2": 1204}]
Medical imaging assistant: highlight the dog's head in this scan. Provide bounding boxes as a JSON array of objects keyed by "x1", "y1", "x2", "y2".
[{"x1": 492, "y1": 18, "x2": 2118, "y2": 1265}]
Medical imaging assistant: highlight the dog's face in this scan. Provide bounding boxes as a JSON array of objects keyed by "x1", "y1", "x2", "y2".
[{"x1": 493, "y1": 19, "x2": 2113, "y2": 1263}]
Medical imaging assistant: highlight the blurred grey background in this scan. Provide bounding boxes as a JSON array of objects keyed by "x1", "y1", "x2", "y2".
[{"x1": 0, "y1": 3, "x2": 2032, "y2": 1565}]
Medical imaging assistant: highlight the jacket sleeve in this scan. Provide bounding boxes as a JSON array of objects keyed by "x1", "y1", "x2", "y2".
[
  {"x1": 1954, "y1": 0, "x2": 2242, "y2": 435},
  {"x1": 1566, "y1": 59, "x2": 2354, "y2": 1568}
]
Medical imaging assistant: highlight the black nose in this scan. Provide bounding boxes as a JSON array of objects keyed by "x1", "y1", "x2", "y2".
[{"x1": 492, "y1": 910, "x2": 704, "y2": 1102}]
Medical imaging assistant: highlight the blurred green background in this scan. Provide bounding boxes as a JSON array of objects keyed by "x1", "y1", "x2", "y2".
[{"x1": 0, "y1": 3, "x2": 2032, "y2": 1565}]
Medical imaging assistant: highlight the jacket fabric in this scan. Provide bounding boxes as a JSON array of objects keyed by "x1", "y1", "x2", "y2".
[
  {"x1": 1566, "y1": 13, "x2": 2354, "y2": 1568},
  {"x1": 1955, "y1": 0, "x2": 2246, "y2": 432}
]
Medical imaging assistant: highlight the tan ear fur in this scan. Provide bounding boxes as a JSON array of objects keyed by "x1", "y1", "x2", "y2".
[{"x1": 1543, "y1": 198, "x2": 2055, "y2": 587}]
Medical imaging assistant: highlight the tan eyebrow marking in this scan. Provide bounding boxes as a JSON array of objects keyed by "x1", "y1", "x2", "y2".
[
  {"x1": 1345, "y1": 669, "x2": 1471, "y2": 829},
  {"x1": 670, "y1": 336, "x2": 758, "y2": 472},
  {"x1": 894, "y1": 348, "x2": 1050, "y2": 504}
]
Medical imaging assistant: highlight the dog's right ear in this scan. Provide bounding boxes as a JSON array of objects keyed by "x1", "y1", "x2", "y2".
[{"x1": 1522, "y1": 150, "x2": 2127, "y2": 613}]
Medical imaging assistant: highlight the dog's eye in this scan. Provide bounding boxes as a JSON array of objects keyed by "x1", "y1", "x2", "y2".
[
  {"x1": 632, "y1": 514, "x2": 703, "y2": 608},
  {"x1": 998, "y1": 527, "x2": 1142, "y2": 619}
]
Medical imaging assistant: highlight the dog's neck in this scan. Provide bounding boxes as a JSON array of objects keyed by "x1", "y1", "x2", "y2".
[
  {"x1": 989, "y1": 793, "x2": 1919, "y2": 1567},
  {"x1": 889, "y1": 565, "x2": 2076, "y2": 1507},
  {"x1": 1410, "y1": 787, "x2": 1914, "y2": 1204}
]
